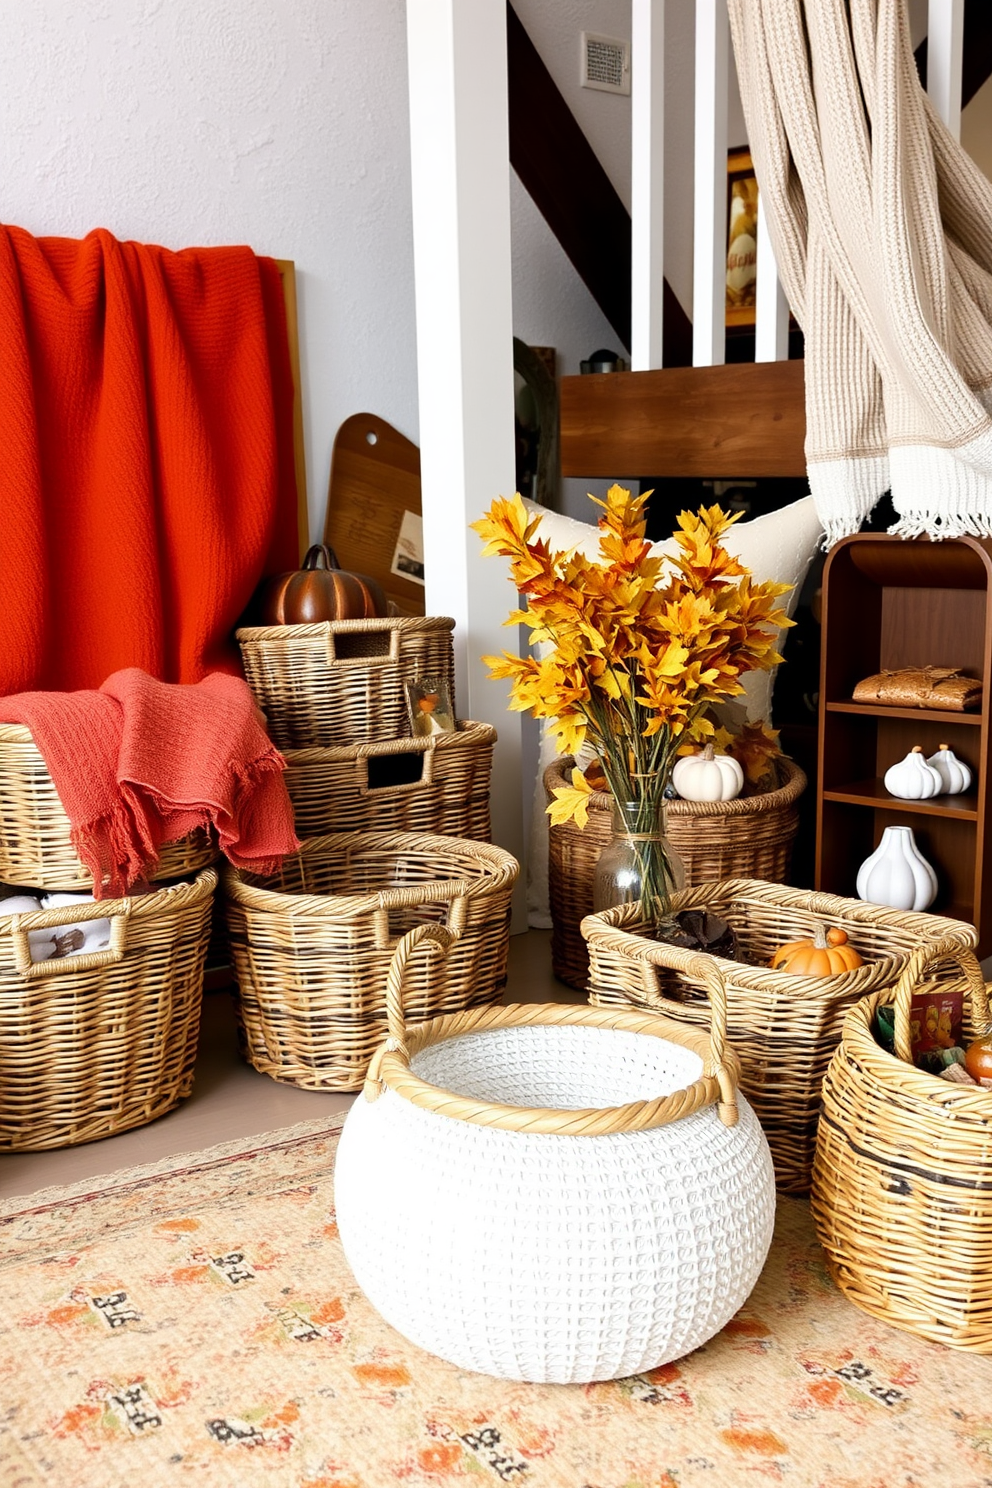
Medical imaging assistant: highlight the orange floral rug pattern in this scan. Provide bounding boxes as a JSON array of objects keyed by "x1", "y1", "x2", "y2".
[{"x1": 2, "y1": 1114, "x2": 992, "y2": 1487}]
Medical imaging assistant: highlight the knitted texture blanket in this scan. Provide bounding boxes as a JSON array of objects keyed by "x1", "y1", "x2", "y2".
[
  {"x1": 728, "y1": 0, "x2": 992, "y2": 543},
  {"x1": 0, "y1": 227, "x2": 300, "y2": 693},
  {"x1": 0, "y1": 670, "x2": 300, "y2": 898}
]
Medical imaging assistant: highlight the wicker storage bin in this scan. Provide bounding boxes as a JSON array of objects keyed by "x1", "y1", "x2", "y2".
[
  {"x1": 545, "y1": 755, "x2": 806, "y2": 990},
  {"x1": 0, "y1": 866, "x2": 217, "y2": 1151},
  {"x1": 223, "y1": 830, "x2": 518, "y2": 1092},
  {"x1": 811, "y1": 941, "x2": 992, "y2": 1352},
  {"x1": 283, "y1": 721, "x2": 495, "y2": 840},
  {"x1": 336, "y1": 924, "x2": 775, "y2": 1384},
  {"x1": 0, "y1": 723, "x2": 218, "y2": 892},
  {"x1": 236, "y1": 616, "x2": 456, "y2": 749},
  {"x1": 583, "y1": 880, "x2": 977, "y2": 1193}
]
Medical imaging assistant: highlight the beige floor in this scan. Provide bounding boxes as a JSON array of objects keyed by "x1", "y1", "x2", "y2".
[{"x1": 1, "y1": 929, "x2": 581, "y2": 1201}]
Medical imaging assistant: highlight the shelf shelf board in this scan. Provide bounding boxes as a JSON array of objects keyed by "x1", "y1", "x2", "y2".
[
  {"x1": 825, "y1": 701, "x2": 983, "y2": 726},
  {"x1": 822, "y1": 778, "x2": 979, "y2": 820}
]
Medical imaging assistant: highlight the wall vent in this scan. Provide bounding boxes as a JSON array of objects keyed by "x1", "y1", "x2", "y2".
[{"x1": 580, "y1": 32, "x2": 631, "y2": 95}]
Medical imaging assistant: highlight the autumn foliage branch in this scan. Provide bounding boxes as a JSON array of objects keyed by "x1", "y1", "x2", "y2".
[{"x1": 471, "y1": 485, "x2": 792, "y2": 827}]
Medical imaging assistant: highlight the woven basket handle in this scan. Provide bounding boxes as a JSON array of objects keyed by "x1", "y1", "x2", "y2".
[
  {"x1": 7, "y1": 899, "x2": 131, "y2": 980},
  {"x1": 364, "y1": 923, "x2": 456, "y2": 1100},
  {"x1": 889, "y1": 936, "x2": 990, "y2": 1064},
  {"x1": 325, "y1": 626, "x2": 402, "y2": 667},
  {"x1": 355, "y1": 735, "x2": 437, "y2": 795},
  {"x1": 584, "y1": 928, "x2": 738, "y2": 1124}
]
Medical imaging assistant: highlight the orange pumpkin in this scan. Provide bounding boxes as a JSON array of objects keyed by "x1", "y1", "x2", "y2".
[
  {"x1": 257, "y1": 545, "x2": 388, "y2": 625},
  {"x1": 769, "y1": 923, "x2": 864, "y2": 977}
]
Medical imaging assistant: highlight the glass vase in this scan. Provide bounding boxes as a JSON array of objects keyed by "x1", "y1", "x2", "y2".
[{"x1": 592, "y1": 795, "x2": 687, "y2": 933}]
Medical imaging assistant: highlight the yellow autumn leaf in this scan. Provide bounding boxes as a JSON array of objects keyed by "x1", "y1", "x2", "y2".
[{"x1": 546, "y1": 768, "x2": 594, "y2": 829}]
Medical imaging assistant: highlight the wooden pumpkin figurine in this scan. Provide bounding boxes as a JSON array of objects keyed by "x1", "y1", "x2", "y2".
[
  {"x1": 769, "y1": 922, "x2": 864, "y2": 977},
  {"x1": 257, "y1": 545, "x2": 388, "y2": 625}
]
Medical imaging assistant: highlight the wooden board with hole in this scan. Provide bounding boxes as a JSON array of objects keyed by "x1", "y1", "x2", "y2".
[{"x1": 323, "y1": 413, "x2": 425, "y2": 617}]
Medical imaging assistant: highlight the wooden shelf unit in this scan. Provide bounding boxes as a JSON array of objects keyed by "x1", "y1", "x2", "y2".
[{"x1": 816, "y1": 534, "x2": 992, "y2": 955}]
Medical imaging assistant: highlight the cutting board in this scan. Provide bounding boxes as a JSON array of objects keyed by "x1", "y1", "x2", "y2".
[{"x1": 323, "y1": 413, "x2": 425, "y2": 617}]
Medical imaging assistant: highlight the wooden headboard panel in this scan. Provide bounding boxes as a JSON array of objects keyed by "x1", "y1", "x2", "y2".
[
  {"x1": 559, "y1": 361, "x2": 807, "y2": 480},
  {"x1": 275, "y1": 258, "x2": 310, "y2": 557}
]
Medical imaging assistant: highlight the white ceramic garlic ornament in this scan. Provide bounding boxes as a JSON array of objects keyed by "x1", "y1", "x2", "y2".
[
  {"x1": 856, "y1": 825, "x2": 938, "y2": 912},
  {"x1": 671, "y1": 743, "x2": 744, "y2": 803},
  {"x1": 883, "y1": 746, "x2": 942, "y2": 800},
  {"x1": 926, "y1": 744, "x2": 972, "y2": 795}
]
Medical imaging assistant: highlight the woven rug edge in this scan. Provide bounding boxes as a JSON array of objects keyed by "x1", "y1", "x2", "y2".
[{"x1": 0, "y1": 1111, "x2": 348, "y2": 1221}]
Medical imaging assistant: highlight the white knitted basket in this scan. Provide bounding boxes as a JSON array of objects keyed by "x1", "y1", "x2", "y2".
[{"x1": 335, "y1": 928, "x2": 776, "y2": 1384}]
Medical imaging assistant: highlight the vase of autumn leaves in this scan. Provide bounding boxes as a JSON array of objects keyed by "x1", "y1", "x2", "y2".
[{"x1": 472, "y1": 485, "x2": 792, "y2": 934}]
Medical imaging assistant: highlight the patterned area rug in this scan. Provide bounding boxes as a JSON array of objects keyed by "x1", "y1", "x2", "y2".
[{"x1": 2, "y1": 1115, "x2": 992, "y2": 1488}]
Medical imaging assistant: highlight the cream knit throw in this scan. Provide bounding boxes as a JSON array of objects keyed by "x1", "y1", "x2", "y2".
[{"x1": 728, "y1": 0, "x2": 992, "y2": 543}]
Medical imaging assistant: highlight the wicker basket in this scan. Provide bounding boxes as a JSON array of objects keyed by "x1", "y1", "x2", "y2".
[
  {"x1": 336, "y1": 924, "x2": 775, "y2": 1383},
  {"x1": 583, "y1": 880, "x2": 977, "y2": 1193},
  {"x1": 236, "y1": 616, "x2": 456, "y2": 749},
  {"x1": 283, "y1": 721, "x2": 495, "y2": 840},
  {"x1": 545, "y1": 755, "x2": 806, "y2": 990},
  {"x1": 811, "y1": 941, "x2": 992, "y2": 1352},
  {"x1": 0, "y1": 866, "x2": 217, "y2": 1151},
  {"x1": 0, "y1": 723, "x2": 218, "y2": 892},
  {"x1": 223, "y1": 831, "x2": 518, "y2": 1092}
]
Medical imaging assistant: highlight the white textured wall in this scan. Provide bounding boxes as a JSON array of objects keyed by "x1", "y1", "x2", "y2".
[
  {"x1": 0, "y1": 0, "x2": 418, "y2": 543},
  {"x1": 0, "y1": 0, "x2": 631, "y2": 542}
]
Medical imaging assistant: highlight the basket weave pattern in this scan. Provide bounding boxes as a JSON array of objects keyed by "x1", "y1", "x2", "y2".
[
  {"x1": 545, "y1": 756, "x2": 805, "y2": 990},
  {"x1": 282, "y1": 721, "x2": 494, "y2": 840},
  {"x1": 223, "y1": 831, "x2": 518, "y2": 1092},
  {"x1": 0, "y1": 867, "x2": 217, "y2": 1151},
  {"x1": 236, "y1": 616, "x2": 456, "y2": 749},
  {"x1": 0, "y1": 724, "x2": 218, "y2": 892},
  {"x1": 811, "y1": 942, "x2": 992, "y2": 1352},
  {"x1": 583, "y1": 880, "x2": 977, "y2": 1193}
]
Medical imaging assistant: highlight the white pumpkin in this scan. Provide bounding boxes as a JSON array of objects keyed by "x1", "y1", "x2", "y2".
[
  {"x1": 856, "y1": 825, "x2": 937, "y2": 912},
  {"x1": 927, "y1": 744, "x2": 972, "y2": 795},
  {"x1": 883, "y1": 746, "x2": 942, "y2": 800},
  {"x1": 671, "y1": 743, "x2": 744, "y2": 803}
]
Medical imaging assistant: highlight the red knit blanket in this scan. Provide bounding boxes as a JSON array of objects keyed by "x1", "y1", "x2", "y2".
[
  {"x1": 0, "y1": 670, "x2": 300, "y2": 898},
  {"x1": 0, "y1": 226, "x2": 300, "y2": 694}
]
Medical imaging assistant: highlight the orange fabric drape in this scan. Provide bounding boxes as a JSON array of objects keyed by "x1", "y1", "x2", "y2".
[
  {"x1": 0, "y1": 669, "x2": 300, "y2": 898},
  {"x1": 0, "y1": 226, "x2": 300, "y2": 693}
]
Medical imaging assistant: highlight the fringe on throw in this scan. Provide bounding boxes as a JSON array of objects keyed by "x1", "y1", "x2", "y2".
[{"x1": 888, "y1": 510, "x2": 992, "y2": 540}]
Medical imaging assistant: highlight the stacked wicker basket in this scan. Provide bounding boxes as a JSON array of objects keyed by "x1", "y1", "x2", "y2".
[
  {"x1": 0, "y1": 725, "x2": 219, "y2": 1151},
  {"x1": 582, "y1": 881, "x2": 978, "y2": 1193},
  {"x1": 231, "y1": 615, "x2": 517, "y2": 1091}
]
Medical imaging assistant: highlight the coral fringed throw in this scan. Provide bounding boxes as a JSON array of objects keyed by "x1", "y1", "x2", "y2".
[
  {"x1": 0, "y1": 227, "x2": 300, "y2": 695},
  {"x1": 728, "y1": 0, "x2": 992, "y2": 543},
  {"x1": 0, "y1": 670, "x2": 300, "y2": 898}
]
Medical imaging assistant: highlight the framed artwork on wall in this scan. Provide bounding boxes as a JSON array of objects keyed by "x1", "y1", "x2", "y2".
[{"x1": 726, "y1": 148, "x2": 758, "y2": 328}]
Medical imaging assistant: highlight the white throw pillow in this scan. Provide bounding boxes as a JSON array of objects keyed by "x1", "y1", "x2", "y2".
[{"x1": 523, "y1": 494, "x2": 824, "y2": 926}]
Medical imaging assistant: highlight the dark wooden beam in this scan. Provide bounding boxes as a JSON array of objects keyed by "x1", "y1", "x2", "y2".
[{"x1": 559, "y1": 361, "x2": 807, "y2": 479}]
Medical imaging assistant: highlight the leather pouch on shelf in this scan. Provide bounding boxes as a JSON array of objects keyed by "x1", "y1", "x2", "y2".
[{"x1": 852, "y1": 666, "x2": 983, "y2": 712}]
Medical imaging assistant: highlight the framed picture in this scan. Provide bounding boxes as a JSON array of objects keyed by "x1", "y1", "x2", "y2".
[{"x1": 726, "y1": 148, "x2": 758, "y2": 327}]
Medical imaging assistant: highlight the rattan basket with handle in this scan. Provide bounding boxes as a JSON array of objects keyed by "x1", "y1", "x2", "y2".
[
  {"x1": 0, "y1": 723, "x2": 218, "y2": 892},
  {"x1": 223, "y1": 830, "x2": 518, "y2": 1092},
  {"x1": 334, "y1": 924, "x2": 775, "y2": 1384},
  {"x1": 0, "y1": 866, "x2": 217, "y2": 1151},
  {"x1": 811, "y1": 940, "x2": 992, "y2": 1352},
  {"x1": 236, "y1": 616, "x2": 456, "y2": 749},
  {"x1": 583, "y1": 880, "x2": 977, "y2": 1193},
  {"x1": 545, "y1": 755, "x2": 806, "y2": 990},
  {"x1": 282, "y1": 721, "x2": 495, "y2": 840}
]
